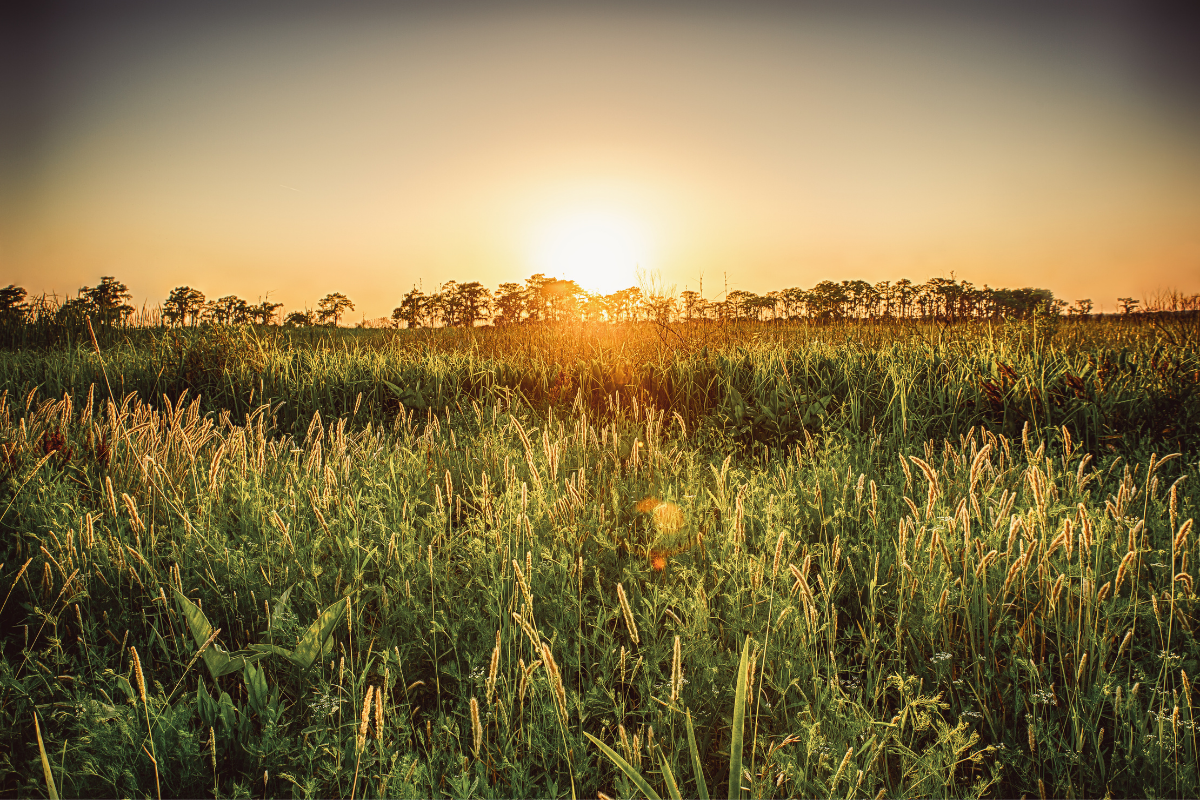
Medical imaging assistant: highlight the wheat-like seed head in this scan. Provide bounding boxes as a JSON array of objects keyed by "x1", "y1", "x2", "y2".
[
  {"x1": 357, "y1": 686, "x2": 373, "y2": 751},
  {"x1": 830, "y1": 746, "x2": 853, "y2": 789},
  {"x1": 375, "y1": 684, "x2": 384, "y2": 740},
  {"x1": 486, "y1": 634, "x2": 500, "y2": 706},
  {"x1": 968, "y1": 443, "x2": 992, "y2": 491},
  {"x1": 470, "y1": 697, "x2": 482, "y2": 756},
  {"x1": 771, "y1": 531, "x2": 786, "y2": 580},
  {"x1": 130, "y1": 646, "x2": 147, "y2": 705},
  {"x1": 541, "y1": 643, "x2": 568, "y2": 722},
  {"x1": 670, "y1": 635, "x2": 682, "y2": 703},
  {"x1": 617, "y1": 583, "x2": 639, "y2": 645},
  {"x1": 1174, "y1": 519, "x2": 1193, "y2": 554}
]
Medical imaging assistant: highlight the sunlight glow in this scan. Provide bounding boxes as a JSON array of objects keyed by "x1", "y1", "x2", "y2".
[{"x1": 532, "y1": 210, "x2": 649, "y2": 295}]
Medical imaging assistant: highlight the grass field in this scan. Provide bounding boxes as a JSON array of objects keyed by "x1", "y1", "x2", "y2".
[{"x1": 1, "y1": 315, "x2": 1198, "y2": 798}]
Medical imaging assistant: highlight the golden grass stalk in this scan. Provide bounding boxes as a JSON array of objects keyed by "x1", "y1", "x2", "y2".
[
  {"x1": 968, "y1": 443, "x2": 992, "y2": 491},
  {"x1": 617, "y1": 583, "x2": 640, "y2": 645},
  {"x1": 375, "y1": 683, "x2": 384, "y2": 741},
  {"x1": 771, "y1": 531, "x2": 786, "y2": 580},
  {"x1": 486, "y1": 632, "x2": 500, "y2": 705},
  {"x1": 830, "y1": 745, "x2": 853, "y2": 790},
  {"x1": 129, "y1": 646, "x2": 161, "y2": 800},
  {"x1": 1174, "y1": 519, "x2": 1193, "y2": 554},
  {"x1": 671, "y1": 635, "x2": 682, "y2": 703},
  {"x1": 357, "y1": 686, "x2": 373, "y2": 751},
  {"x1": 541, "y1": 642, "x2": 568, "y2": 723},
  {"x1": 470, "y1": 697, "x2": 482, "y2": 757}
]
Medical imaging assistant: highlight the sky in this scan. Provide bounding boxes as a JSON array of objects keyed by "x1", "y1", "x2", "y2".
[{"x1": 2, "y1": 0, "x2": 1199, "y2": 320}]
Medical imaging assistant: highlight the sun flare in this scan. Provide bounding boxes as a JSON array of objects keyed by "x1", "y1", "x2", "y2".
[{"x1": 532, "y1": 210, "x2": 648, "y2": 295}]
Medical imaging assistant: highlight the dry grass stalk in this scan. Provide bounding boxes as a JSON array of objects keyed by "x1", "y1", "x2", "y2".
[
  {"x1": 541, "y1": 643, "x2": 568, "y2": 723},
  {"x1": 670, "y1": 635, "x2": 682, "y2": 703},
  {"x1": 616, "y1": 583, "x2": 639, "y2": 645},
  {"x1": 470, "y1": 697, "x2": 482, "y2": 757},
  {"x1": 130, "y1": 646, "x2": 147, "y2": 705},
  {"x1": 486, "y1": 632, "x2": 500, "y2": 705},
  {"x1": 357, "y1": 686, "x2": 373, "y2": 751},
  {"x1": 771, "y1": 531, "x2": 786, "y2": 579},
  {"x1": 830, "y1": 745, "x2": 853, "y2": 789}
]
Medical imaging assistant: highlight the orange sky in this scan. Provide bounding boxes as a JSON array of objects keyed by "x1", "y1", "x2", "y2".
[{"x1": 3, "y1": 3, "x2": 1199, "y2": 319}]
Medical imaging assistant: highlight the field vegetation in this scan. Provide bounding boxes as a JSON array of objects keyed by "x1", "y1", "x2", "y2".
[{"x1": 0, "y1": 299, "x2": 1198, "y2": 797}]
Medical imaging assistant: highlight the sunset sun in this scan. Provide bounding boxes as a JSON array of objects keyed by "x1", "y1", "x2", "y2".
[{"x1": 533, "y1": 210, "x2": 649, "y2": 295}]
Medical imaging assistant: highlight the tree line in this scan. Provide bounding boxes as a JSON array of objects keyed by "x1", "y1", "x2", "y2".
[{"x1": 1, "y1": 274, "x2": 1195, "y2": 331}]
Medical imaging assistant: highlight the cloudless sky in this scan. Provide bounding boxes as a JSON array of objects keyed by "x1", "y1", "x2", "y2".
[{"x1": 2, "y1": 0, "x2": 1198, "y2": 320}]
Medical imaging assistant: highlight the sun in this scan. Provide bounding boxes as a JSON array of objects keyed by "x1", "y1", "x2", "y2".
[{"x1": 532, "y1": 210, "x2": 648, "y2": 295}]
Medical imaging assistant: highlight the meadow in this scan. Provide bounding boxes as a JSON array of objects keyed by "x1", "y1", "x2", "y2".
[{"x1": 0, "y1": 314, "x2": 1198, "y2": 798}]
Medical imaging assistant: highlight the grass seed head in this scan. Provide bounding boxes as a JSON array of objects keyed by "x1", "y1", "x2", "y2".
[
  {"x1": 617, "y1": 583, "x2": 639, "y2": 645},
  {"x1": 670, "y1": 635, "x2": 682, "y2": 703},
  {"x1": 470, "y1": 697, "x2": 482, "y2": 756},
  {"x1": 357, "y1": 686, "x2": 373, "y2": 751},
  {"x1": 129, "y1": 646, "x2": 147, "y2": 706}
]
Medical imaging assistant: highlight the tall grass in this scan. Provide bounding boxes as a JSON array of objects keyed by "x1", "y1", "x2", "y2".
[
  {"x1": 0, "y1": 317, "x2": 1196, "y2": 797},
  {"x1": 2, "y1": 315, "x2": 1197, "y2": 451}
]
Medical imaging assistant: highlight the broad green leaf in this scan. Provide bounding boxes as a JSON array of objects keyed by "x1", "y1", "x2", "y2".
[
  {"x1": 267, "y1": 585, "x2": 295, "y2": 640},
  {"x1": 245, "y1": 661, "x2": 269, "y2": 716},
  {"x1": 290, "y1": 597, "x2": 347, "y2": 670},
  {"x1": 660, "y1": 752, "x2": 682, "y2": 800},
  {"x1": 173, "y1": 589, "x2": 265, "y2": 678},
  {"x1": 116, "y1": 674, "x2": 136, "y2": 705},
  {"x1": 686, "y1": 709, "x2": 710, "y2": 800},
  {"x1": 584, "y1": 732, "x2": 662, "y2": 800},
  {"x1": 728, "y1": 636, "x2": 751, "y2": 800},
  {"x1": 34, "y1": 713, "x2": 59, "y2": 800},
  {"x1": 247, "y1": 643, "x2": 294, "y2": 659},
  {"x1": 218, "y1": 691, "x2": 237, "y2": 734}
]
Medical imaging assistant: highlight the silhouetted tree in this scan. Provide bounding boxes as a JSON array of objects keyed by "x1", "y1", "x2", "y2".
[
  {"x1": 680, "y1": 290, "x2": 706, "y2": 321},
  {"x1": 284, "y1": 310, "x2": 314, "y2": 327},
  {"x1": 451, "y1": 281, "x2": 493, "y2": 327},
  {"x1": 317, "y1": 293, "x2": 354, "y2": 326},
  {"x1": 248, "y1": 300, "x2": 284, "y2": 325},
  {"x1": 540, "y1": 279, "x2": 583, "y2": 322},
  {"x1": 163, "y1": 286, "x2": 206, "y2": 326},
  {"x1": 81, "y1": 276, "x2": 134, "y2": 324},
  {"x1": 392, "y1": 288, "x2": 428, "y2": 328},
  {"x1": 0, "y1": 285, "x2": 28, "y2": 322},
  {"x1": 205, "y1": 296, "x2": 250, "y2": 325},
  {"x1": 493, "y1": 283, "x2": 527, "y2": 325}
]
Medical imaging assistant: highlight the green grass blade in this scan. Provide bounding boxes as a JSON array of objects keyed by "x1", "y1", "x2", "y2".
[
  {"x1": 34, "y1": 713, "x2": 59, "y2": 800},
  {"x1": 660, "y1": 752, "x2": 682, "y2": 800},
  {"x1": 686, "y1": 709, "x2": 710, "y2": 800},
  {"x1": 583, "y1": 732, "x2": 663, "y2": 800},
  {"x1": 728, "y1": 636, "x2": 750, "y2": 800}
]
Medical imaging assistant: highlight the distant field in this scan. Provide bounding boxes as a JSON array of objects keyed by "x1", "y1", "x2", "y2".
[{"x1": 1, "y1": 316, "x2": 1197, "y2": 798}]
